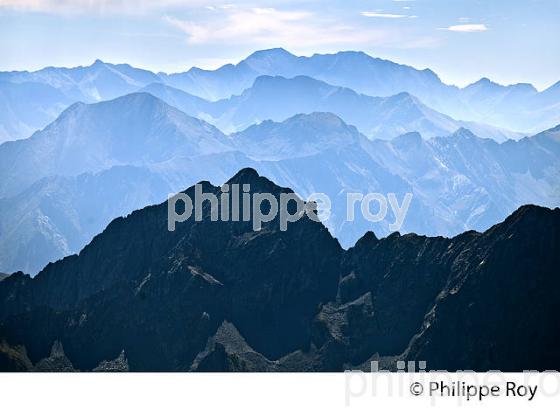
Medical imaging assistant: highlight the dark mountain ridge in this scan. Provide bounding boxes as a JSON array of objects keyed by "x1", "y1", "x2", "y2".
[{"x1": 1, "y1": 169, "x2": 558, "y2": 372}]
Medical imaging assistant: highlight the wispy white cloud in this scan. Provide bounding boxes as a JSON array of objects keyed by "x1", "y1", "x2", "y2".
[
  {"x1": 0, "y1": 0, "x2": 212, "y2": 15},
  {"x1": 441, "y1": 24, "x2": 489, "y2": 32},
  {"x1": 165, "y1": 7, "x2": 392, "y2": 48},
  {"x1": 361, "y1": 11, "x2": 416, "y2": 19}
]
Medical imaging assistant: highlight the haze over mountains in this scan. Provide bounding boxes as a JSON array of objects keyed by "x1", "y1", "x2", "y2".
[
  {"x1": 0, "y1": 170, "x2": 558, "y2": 371},
  {"x1": 1, "y1": 48, "x2": 559, "y2": 142},
  {"x1": 0, "y1": 47, "x2": 559, "y2": 373},
  {"x1": 0, "y1": 48, "x2": 559, "y2": 274},
  {"x1": 142, "y1": 75, "x2": 517, "y2": 141},
  {"x1": 0, "y1": 92, "x2": 558, "y2": 274}
]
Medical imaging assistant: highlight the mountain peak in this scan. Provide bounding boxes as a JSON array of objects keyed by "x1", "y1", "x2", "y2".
[
  {"x1": 231, "y1": 111, "x2": 360, "y2": 161},
  {"x1": 5, "y1": 90, "x2": 232, "y2": 190},
  {"x1": 292, "y1": 111, "x2": 347, "y2": 125},
  {"x1": 466, "y1": 77, "x2": 538, "y2": 94},
  {"x1": 246, "y1": 48, "x2": 294, "y2": 59},
  {"x1": 225, "y1": 168, "x2": 283, "y2": 192},
  {"x1": 335, "y1": 50, "x2": 369, "y2": 58},
  {"x1": 227, "y1": 167, "x2": 261, "y2": 184},
  {"x1": 243, "y1": 48, "x2": 297, "y2": 72},
  {"x1": 478, "y1": 77, "x2": 494, "y2": 84},
  {"x1": 386, "y1": 91, "x2": 417, "y2": 104},
  {"x1": 451, "y1": 127, "x2": 478, "y2": 140},
  {"x1": 97, "y1": 92, "x2": 169, "y2": 111},
  {"x1": 465, "y1": 77, "x2": 501, "y2": 90},
  {"x1": 495, "y1": 82, "x2": 538, "y2": 95},
  {"x1": 49, "y1": 92, "x2": 171, "y2": 120},
  {"x1": 353, "y1": 231, "x2": 379, "y2": 249},
  {"x1": 490, "y1": 205, "x2": 560, "y2": 238}
]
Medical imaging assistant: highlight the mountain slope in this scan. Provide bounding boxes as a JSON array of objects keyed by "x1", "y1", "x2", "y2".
[
  {"x1": 158, "y1": 48, "x2": 447, "y2": 102},
  {"x1": 231, "y1": 112, "x2": 364, "y2": 160},
  {"x1": 365, "y1": 127, "x2": 560, "y2": 232},
  {"x1": 157, "y1": 48, "x2": 560, "y2": 133},
  {"x1": 0, "y1": 169, "x2": 342, "y2": 369},
  {"x1": 1, "y1": 59, "x2": 161, "y2": 102},
  {"x1": 1, "y1": 49, "x2": 558, "y2": 139},
  {"x1": 0, "y1": 166, "x2": 175, "y2": 274},
  {"x1": 398, "y1": 206, "x2": 560, "y2": 371},
  {"x1": 0, "y1": 60, "x2": 165, "y2": 141},
  {"x1": 200, "y1": 75, "x2": 517, "y2": 141},
  {"x1": 0, "y1": 108, "x2": 557, "y2": 275},
  {"x1": 0, "y1": 92, "x2": 233, "y2": 198},
  {"x1": 0, "y1": 81, "x2": 74, "y2": 142},
  {"x1": 0, "y1": 170, "x2": 558, "y2": 371},
  {"x1": 139, "y1": 82, "x2": 211, "y2": 118}
]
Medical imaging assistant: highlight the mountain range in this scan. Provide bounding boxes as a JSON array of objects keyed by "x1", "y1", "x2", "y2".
[
  {"x1": 0, "y1": 93, "x2": 558, "y2": 274},
  {"x1": 1, "y1": 48, "x2": 559, "y2": 142},
  {"x1": 1, "y1": 169, "x2": 558, "y2": 371},
  {"x1": 141, "y1": 76, "x2": 518, "y2": 141},
  {"x1": 158, "y1": 48, "x2": 560, "y2": 134}
]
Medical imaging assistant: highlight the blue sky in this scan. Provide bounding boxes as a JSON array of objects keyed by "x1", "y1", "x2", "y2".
[{"x1": 1, "y1": 0, "x2": 558, "y2": 89}]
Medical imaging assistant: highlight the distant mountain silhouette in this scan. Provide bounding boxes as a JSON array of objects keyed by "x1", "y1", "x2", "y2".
[
  {"x1": 231, "y1": 112, "x2": 363, "y2": 160},
  {"x1": 0, "y1": 166, "x2": 175, "y2": 274},
  {"x1": 159, "y1": 48, "x2": 450, "y2": 102},
  {"x1": 139, "y1": 77, "x2": 518, "y2": 141},
  {"x1": 0, "y1": 92, "x2": 232, "y2": 198},
  {"x1": 0, "y1": 59, "x2": 160, "y2": 102},
  {"x1": 0, "y1": 81, "x2": 73, "y2": 143},
  {"x1": 0, "y1": 169, "x2": 558, "y2": 371},
  {"x1": 156, "y1": 48, "x2": 560, "y2": 133},
  {"x1": 2, "y1": 49, "x2": 559, "y2": 141},
  {"x1": 0, "y1": 60, "x2": 163, "y2": 140},
  {"x1": 175, "y1": 75, "x2": 516, "y2": 141}
]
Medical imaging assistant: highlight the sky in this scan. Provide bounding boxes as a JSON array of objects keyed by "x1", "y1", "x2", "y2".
[{"x1": 0, "y1": 0, "x2": 559, "y2": 90}]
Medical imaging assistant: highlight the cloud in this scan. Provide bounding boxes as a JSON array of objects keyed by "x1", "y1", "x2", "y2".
[
  {"x1": 0, "y1": 0, "x2": 212, "y2": 15},
  {"x1": 361, "y1": 11, "x2": 415, "y2": 19},
  {"x1": 441, "y1": 24, "x2": 488, "y2": 32},
  {"x1": 164, "y1": 7, "x2": 392, "y2": 48}
]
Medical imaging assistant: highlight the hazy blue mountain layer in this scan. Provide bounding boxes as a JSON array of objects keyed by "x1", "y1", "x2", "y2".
[
  {"x1": 0, "y1": 94, "x2": 557, "y2": 274},
  {"x1": 0, "y1": 81, "x2": 73, "y2": 143},
  {"x1": 0, "y1": 92, "x2": 232, "y2": 199},
  {"x1": 158, "y1": 48, "x2": 560, "y2": 132},
  {"x1": 182, "y1": 75, "x2": 519, "y2": 140},
  {"x1": 1, "y1": 49, "x2": 558, "y2": 141},
  {"x1": 141, "y1": 78, "x2": 519, "y2": 140}
]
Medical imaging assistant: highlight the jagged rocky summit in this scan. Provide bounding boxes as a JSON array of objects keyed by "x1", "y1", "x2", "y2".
[{"x1": 0, "y1": 168, "x2": 559, "y2": 371}]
